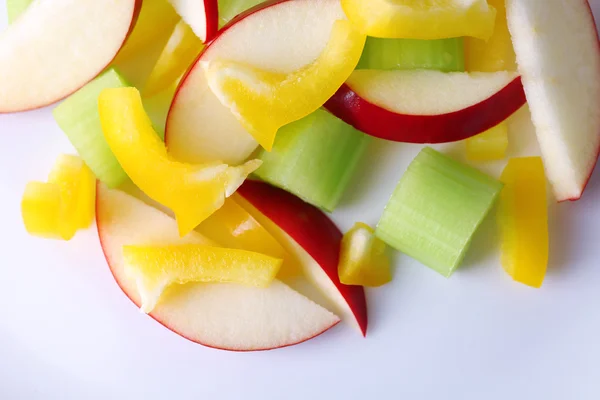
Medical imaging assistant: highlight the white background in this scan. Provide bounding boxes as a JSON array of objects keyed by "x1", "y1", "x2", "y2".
[{"x1": 2, "y1": 2, "x2": 600, "y2": 399}]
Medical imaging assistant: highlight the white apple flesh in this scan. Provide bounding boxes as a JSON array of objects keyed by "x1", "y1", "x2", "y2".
[
  {"x1": 96, "y1": 184, "x2": 340, "y2": 352},
  {"x1": 0, "y1": 0, "x2": 140, "y2": 113},
  {"x1": 165, "y1": 0, "x2": 347, "y2": 165},
  {"x1": 167, "y1": 0, "x2": 219, "y2": 43},
  {"x1": 506, "y1": 0, "x2": 600, "y2": 201}
]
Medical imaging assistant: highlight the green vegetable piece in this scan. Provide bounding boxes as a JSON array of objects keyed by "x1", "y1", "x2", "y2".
[
  {"x1": 254, "y1": 109, "x2": 369, "y2": 212},
  {"x1": 376, "y1": 147, "x2": 502, "y2": 277},
  {"x1": 357, "y1": 37, "x2": 465, "y2": 72},
  {"x1": 6, "y1": 0, "x2": 33, "y2": 23}
]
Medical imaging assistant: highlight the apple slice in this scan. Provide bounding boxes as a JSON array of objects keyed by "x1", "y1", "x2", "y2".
[
  {"x1": 165, "y1": 0, "x2": 347, "y2": 165},
  {"x1": 0, "y1": 0, "x2": 140, "y2": 113},
  {"x1": 236, "y1": 181, "x2": 368, "y2": 336},
  {"x1": 505, "y1": 0, "x2": 600, "y2": 201},
  {"x1": 167, "y1": 0, "x2": 219, "y2": 43},
  {"x1": 97, "y1": 184, "x2": 340, "y2": 351},
  {"x1": 325, "y1": 69, "x2": 526, "y2": 144}
]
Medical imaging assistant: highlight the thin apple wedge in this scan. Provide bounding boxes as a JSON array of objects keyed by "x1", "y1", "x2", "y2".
[
  {"x1": 236, "y1": 181, "x2": 368, "y2": 336},
  {"x1": 325, "y1": 69, "x2": 526, "y2": 144},
  {"x1": 0, "y1": 0, "x2": 141, "y2": 113},
  {"x1": 505, "y1": 0, "x2": 600, "y2": 201},
  {"x1": 97, "y1": 184, "x2": 340, "y2": 351},
  {"x1": 167, "y1": 0, "x2": 219, "y2": 43}
]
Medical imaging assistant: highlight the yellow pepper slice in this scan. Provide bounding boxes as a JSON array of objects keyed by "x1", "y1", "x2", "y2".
[
  {"x1": 21, "y1": 182, "x2": 63, "y2": 239},
  {"x1": 341, "y1": 0, "x2": 496, "y2": 40},
  {"x1": 98, "y1": 87, "x2": 261, "y2": 237},
  {"x1": 123, "y1": 244, "x2": 283, "y2": 312},
  {"x1": 465, "y1": 0, "x2": 517, "y2": 72},
  {"x1": 338, "y1": 223, "x2": 392, "y2": 287},
  {"x1": 497, "y1": 157, "x2": 548, "y2": 288},
  {"x1": 204, "y1": 19, "x2": 366, "y2": 151},
  {"x1": 144, "y1": 20, "x2": 204, "y2": 96},
  {"x1": 466, "y1": 122, "x2": 509, "y2": 162}
]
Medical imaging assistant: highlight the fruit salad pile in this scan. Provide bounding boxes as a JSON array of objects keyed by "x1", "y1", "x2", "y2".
[{"x1": 3, "y1": 0, "x2": 600, "y2": 352}]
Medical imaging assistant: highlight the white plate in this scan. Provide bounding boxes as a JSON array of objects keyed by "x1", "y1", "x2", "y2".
[{"x1": 2, "y1": 3, "x2": 600, "y2": 399}]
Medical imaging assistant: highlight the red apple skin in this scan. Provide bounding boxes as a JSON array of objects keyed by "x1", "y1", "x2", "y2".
[
  {"x1": 0, "y1": 0, "x2": 142, "y2": 114},
  {"x1": 203, "y1": 0, "x2": 219, "y2": 43},
  {"x1": 237, "y1": 180, "x2": 368, "y2": 337},
  {"x1": 95, "y1": 182, "x2": 340, "y2": 352},
  {"x1": 561, "y1": 0, "x2": 600, "y2": 202},
  {"x1": 324, "y1": 76, "x2": 526, "y2": 144}
]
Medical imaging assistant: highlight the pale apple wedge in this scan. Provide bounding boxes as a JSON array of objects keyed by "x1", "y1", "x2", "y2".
[
  {"x1": 166, "y1": 0, "x2": 347, "y2": 165},
  {"x1": 236, "y1": 181, "x2": 368, "y2": 336},
  {"x1": 0, "y1": 0, "x2": 141, "y2": 113},
  {"x1": 505, "y1": 0, "x2": 600, "y2": 201},
  {"x1": 325, "y1": 70, "x2": 526, "y2": 144},
  {"x1": 96, "y1": 184, "x2": 340, "y2": 351},
  {"x1": 167, "y1": 0, "x2": 219, "y2": 43}
]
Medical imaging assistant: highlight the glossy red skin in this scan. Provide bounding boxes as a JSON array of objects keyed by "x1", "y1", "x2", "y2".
[
  {"x1": 561, "y1": 0, "x2": 600, "y2": 202},
  {"x1": 203, "y1": 0, "x2": 219, "y2": 43},
  {"x1": 238, "y1": 180, "x2": 368, "y2": 337},
  {"x1": 324, "y1": 76, "x2": 526, "y2": 144},
  {"x1": 0, "y1": 0, "x2": 142, "y2": 114},
  {"x1": 165, "y1": 0, "x2": 291, "y2": 145},
  {"x1": 95, "y1": 182, "x2": 339, "y2": 352}
]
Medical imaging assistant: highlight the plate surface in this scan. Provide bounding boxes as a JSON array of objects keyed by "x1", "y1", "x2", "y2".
[{"x1": 2, "y1": 3, "x2": 600, "y2": 399}]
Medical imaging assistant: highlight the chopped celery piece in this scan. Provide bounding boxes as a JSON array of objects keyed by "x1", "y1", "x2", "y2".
[
  {"x1": 376, "y1": 147, "x2": 503, "y2": 277},
  {"x1": 218, "y1": 0, "x2": 265, "y2": 27},
  {"x1": 6, "y1": 0, "x2": 33, "y2": 23},
  {"x1": 53, "y1": 69, "x2": 135, "y2": 188},
  {"x1": 254, "y1": 109, "x2": 369, "y2": 212},
  {"x1": 357, "y1": 37, "x2": 464, "y2": 72},
  {"x1": 466, "y1": 122, "x2": 508, "y2": 162}
]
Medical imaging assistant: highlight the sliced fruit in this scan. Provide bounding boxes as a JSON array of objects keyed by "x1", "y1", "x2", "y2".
[
  {"x1": 338, "y1": 223, "x2": 392, "y2": 287},
  {"x1": 465, "y1": 122, "x2": 509, "y2": 162},
  {"x1": 123, "y1": 244, "x2": 282, "y2": 313},
  {"x1": 505, "y1": 0, "x2": 600, "y2": 201},
  {"x1": 166, "y1": 0, "x2": 348, "y2": 165},
  {"x1": 196, "y1": 196, "x2": 292, "y2": 276},
  {"x1": 376, "y1": 147, "x2": 503, "y2": 277},
  {"x1": 325, "y1": 70, "x2": 526, "y2": 143},
  {"x1": 205, "y1": 19, "x2": 365, "y2": 151},
  {"x1": 144, "y1": 20, "x2": 204, "y2": 96},
  {"x1": 254, "y1": 109, "x2": 369, "y2": 212},
  {"x1": 167, "y1": 0, "x2": 219, "y2": 42},
  {"x1": 97, "y1": 184, "x2": 339, "y2": 351},
  {"x1": 0, "y1": 0, "x2": 140, "y2": 113},
  {"x1": 341, "y1": 0, "x2": 497, "y2": 40},
  {"x1": 497, "y1": 157, "x2": 548, "y2": 288},
  {"x1": 48, "y1": 155, "x2": 96, "y2": 238},
  {"x1": 6, "y1": 0, "x2": 33, "y2": 22},
  {"x1": 21, "y1": 182, "x2": 63, "y2": 239},
  {"x1": 218, "y1": 0, "x2": 265, "y2": 26},
  {"x1": 98, "y1": 87, "x2": 260, "y2": 236},
  {"x1": 465, "y1": 0, "x2": 516, "y2": 72},
  {"x1": 237, "y1": 180, "x2": 368, "y2": 336},
  {"x1": 53, "y1": 69, "x2": 132, "y2": 188},
  {"x1": 357, "y1": 37, "x2": 465, "y2": 72}
]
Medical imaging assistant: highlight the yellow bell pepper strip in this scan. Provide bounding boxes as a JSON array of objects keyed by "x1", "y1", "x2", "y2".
[
  {"x1": 144, "y1": 20, "x2": 204, "y2": 96},
  {"x1": 48, "y1": 154, "x2": 96, "y2": 236},
  {"x1": 497, "y1": 157, "x2": 548, "y2": 288},
  {"x1": 21, "y1": 182, "x2": 63, "y2": 239},
  {"x1": 338, "y1": 223, "x2": 392, "y2": 287},
  {"x1": 204, "y1": 19, "x2": 366, "y2": 151},
  {"x1": 98, "y1": 87, "x2": 261, "y2": 237},
  {"x1": 466, "y1": 122, "x2": 509, "y2": 162},
  {"x1": 123, "y1": 244, "x2": 283, "y2": 312},
  {"x1": 341, "y1": 0, "x2": 497, "y2": 41},
  {"x1": 465, "y1": 0, "x2": 517, "y2": 72}
]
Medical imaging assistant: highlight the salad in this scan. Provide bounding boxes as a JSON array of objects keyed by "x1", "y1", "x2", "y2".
[{"x1": 3, "y1": 0, "x2": 599, "y2": 352}]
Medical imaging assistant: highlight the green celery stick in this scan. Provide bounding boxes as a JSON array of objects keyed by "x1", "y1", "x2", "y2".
[
  {"x1": 375, "y1": 147, "x2": 502, "y2": 277},
  {"x1": 254, "y1": 109, "x2": 369, "y2": 212},
  {"x1": 6, "y1": 0, "x2": 33, "y2": 23},
  {"x1": 53, "y1": 68, "x2": 138, "y2": 188},
  {"x1": 357, "y1": 37, "x2": 465, "y2": 72},
  {"x1": 218, "y1": 0, "x2": 265, "y2": 27}
]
